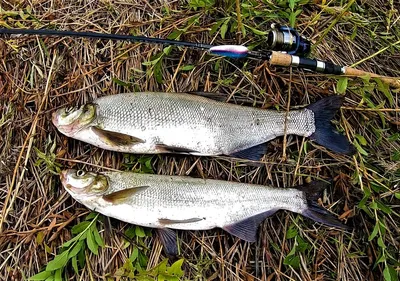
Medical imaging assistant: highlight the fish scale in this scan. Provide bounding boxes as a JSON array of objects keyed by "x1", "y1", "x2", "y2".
[{"x1": 94, "y1": 92, "x2": 314, "y2": 154}]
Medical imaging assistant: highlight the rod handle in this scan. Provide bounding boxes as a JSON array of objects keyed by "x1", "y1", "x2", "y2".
[
  {"x1": 268, "y1": 51, "x2": 292, "y2": 66},
  {"x1": 269, "y1": 52, "x2": 343, "y2": 74},
  {"x1": 344, "y1": 67, "x2": 400, "y2": 88},
  {"x1": 269, "y1": 52, "x2": 400, "y2": 88}
]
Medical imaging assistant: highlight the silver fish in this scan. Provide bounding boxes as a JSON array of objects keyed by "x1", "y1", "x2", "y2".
[
  {"x1": 52, "y1": 92, "x2": 354, "y2": 160},
  {"x1": 61, "y1": 169, "x2": 348, "y2": 255}
]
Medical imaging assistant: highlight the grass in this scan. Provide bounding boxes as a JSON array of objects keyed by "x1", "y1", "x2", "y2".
[{"x1": 0, "y1": 0, "x2": 399, "y2": 280}]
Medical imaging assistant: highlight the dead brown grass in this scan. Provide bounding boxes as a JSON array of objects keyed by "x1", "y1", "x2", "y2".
[{"x1": 0, "y1": 0, "x2": 399, "y2": 280}]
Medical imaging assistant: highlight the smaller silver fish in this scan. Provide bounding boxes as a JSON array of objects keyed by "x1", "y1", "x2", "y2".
[{"x1": 61, "y1": 169, "x2": 349, "y2": 255}]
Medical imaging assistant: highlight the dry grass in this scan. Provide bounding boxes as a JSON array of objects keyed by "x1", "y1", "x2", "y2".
[{"x1": 0, "y1": 0, "x2": 399, "y2": 280}]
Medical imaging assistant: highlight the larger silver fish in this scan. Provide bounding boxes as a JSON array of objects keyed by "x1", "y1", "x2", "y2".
[
  {"x1": 52, "y1": 92, "x2": 354, "y2": 160},
  {"x1": 61, "y1": 169, "x2": 348, "y2": 255}
]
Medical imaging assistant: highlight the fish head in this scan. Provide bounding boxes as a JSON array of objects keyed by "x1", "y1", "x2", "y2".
[
  {"x1": 52, "y1": 103, "x2": 96, "y2": 135},
  {"x1": 60, "y1": 169, "x2": 109, "y2": 199}
]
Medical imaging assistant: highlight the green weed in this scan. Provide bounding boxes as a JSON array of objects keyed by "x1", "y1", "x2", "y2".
[
  {"x1": 34, "y1": 135, "x2": 62, "y2": 176},
  {"x1": 29, "y1": 213, "x2": 104, "y2": 280}
]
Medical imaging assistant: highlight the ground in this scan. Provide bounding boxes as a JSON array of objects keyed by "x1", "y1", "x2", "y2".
[{"x1": 0, "y1": 0, "x2": 399, "y2": 280}]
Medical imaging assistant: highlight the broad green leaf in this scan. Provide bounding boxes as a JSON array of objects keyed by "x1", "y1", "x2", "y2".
[
  {"x1": 286, "y1": 227, "x2": 298, "y2": 239},
  {"x1": 163, "y1": 46, "x2": 172, "y2": 55},
  {"x1": 71, "y1": 256, "x2": 79, "y2": 274},
  {"x1": 368, "y1": 223, "x2": 379, "y2": 241},
  {"x1": 167, "y1": 259, "x2": 184, "y2": 277},
  {"x1": 370, "y1": 201, "x2": 378, "y2": 209},
  {"x1": 54, "y1": 269, "x2": 62, "y2": 281},
  {"x1": 376, "y1": 200, "x2": 392, "y2": 214},
  {"x1": 375, "y1": 78, "x2": 394, "y2": 107},
  {"x1": 167, "y1": 30, "x2": 183, "y2": 40},
  {"x1": 71, "y1": 221, "x2": 90, "y2": 235},
  {"x1": 220, "y1": 21, "x2": 228, "y2": 39},
  {"x1": 377, "y1": 236, "x2": 386, "y2": 249},
  {"x1": 86, "y1": 229, "x2": 98, "y2": 255},
  {"x1": 289, "y1": 12, "x2": 296, "y2": 27},
  {"x1": 129, "y1": 247, "x2": 139, "y2": 262},
  {"x1": 376, "y1": 250, "x2": 386, "y2": 263},
  {"x1": 68, "y1": 240, "x2": 84, "y2": 258},
  {"x1": 36, "y1": 232, "x2": 45, "y2": 245},
  {"x1": 125, "y1": 227, "x2": 136, "y2": 239},
  {"x1": 337, "y1": 77, "x2": 348, "y2": 94},
  {"x1": 85, "y1": 212, "x2": 98, "y2": 220},
  {"x1": 46, "y1": 250, "x2": 69, "y2": 271},
  {"x1": 29, "y1": 271, "x2": 53, "y2": 280},
  {"x1": 355, "y1": 134, "x2": 367, "y2": 146},
  {"x1": 383, "y1": 265, "x2": 391, "y2": 281},
  {"x1": 245, "y1": 25, "x2": 268, "y2": 36},
  {"x1": 135, "y1": 226, "x2": 146, "y2": 238},
  {"x1": 154, "y1": 61, "x2": 164, "y2": 83},
  {"x1": 283, "y1": 255, "x2": 300, "y2": 269},
  {"x1": 353, "y1": 140, "x2": 368, "y2": 156},
  {"x1": 78, "y1": 231, "x2": 88, "y2": 241},
  {"x1": 395, "y1": 193, "x2": 400, "y2": 200},
  {"x1": 179, "y1": 65, "x2": 195, "y2": 71},
  {"x1": 93, "y1": 226, "x2": 105, "y2": 247},
  {"x1": 78, "y1": 247, "x2": 86, "y2": 268},
  {"x1": 289, "y1": 0, "x2": 295, "y2": 10},
  {"x1": 112, "y1": 77, "x2": 130, "y2": 87}
]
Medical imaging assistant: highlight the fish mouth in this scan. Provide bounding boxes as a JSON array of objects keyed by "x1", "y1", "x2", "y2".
[
  {"x1": 59, "y1": 170, "x2": 69, "y2": 187},
  {"x1": 51, "y1": 111, "x2": 59, "y2": 127}
]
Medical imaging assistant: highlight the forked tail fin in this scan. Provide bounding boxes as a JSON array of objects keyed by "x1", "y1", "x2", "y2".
[
  {"x1": 307, "y1": 96, "x2": 355, "y2": 154},
  {"x1": 297, "y1": 181, "x2": 351, "y2": 230}
]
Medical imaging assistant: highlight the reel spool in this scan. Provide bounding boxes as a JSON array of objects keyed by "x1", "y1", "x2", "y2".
[{"x1": 266, "y1": 24, "x2": 311, "y2": 56}]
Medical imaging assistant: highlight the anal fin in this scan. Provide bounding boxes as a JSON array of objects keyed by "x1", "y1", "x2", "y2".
[
  {"x1": 223, "y1": 209, "x2": 277, "y2": 242},
  {"x1": 229, "y1": 143, "x2": 267, "y2": 161},
  {"x1": 102, "y1": 186, "x2": 149, "y2": 203},
  {"x1": 91, "y1": 126, "x2": 145, "y2": 146},
  {"x1": 157, "y1": 228, "x2": 178, "y2": 257}
]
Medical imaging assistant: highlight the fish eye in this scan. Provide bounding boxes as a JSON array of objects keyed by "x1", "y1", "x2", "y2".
[{"x1": 76, "y1": 170, "x2": 86, "y2": 177}]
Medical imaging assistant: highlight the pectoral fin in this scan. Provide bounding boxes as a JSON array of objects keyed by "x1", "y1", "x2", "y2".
[
  {"x1": 155, "y1": 144, "x2": 199, "y2": 154},
  {"x1": 223, "y1": 209, "x2": 277, "y2": 242},
  {"x1": 157, "y1": 228, "x2": 178, "y2": 257},
  {"x1": 158, "y1": 218, "x2": 204, "y2": 225},
  {"x1": 102, "y1": 186, "x2": 149, "y2": 203},
  {"x1": 91, "y1": 126, "x2": 145, "y2": 146}
]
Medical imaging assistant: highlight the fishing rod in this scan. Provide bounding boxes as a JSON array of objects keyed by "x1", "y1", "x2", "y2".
[{"x1": 1, "y1": 25, "x2": 399, "y2": 88}]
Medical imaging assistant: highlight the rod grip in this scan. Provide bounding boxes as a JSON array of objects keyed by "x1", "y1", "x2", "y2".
[
  {"x1": 268, "y1": 51, "x2": 292, "y2": 66},
  {"x1": 344, "y1": 67, "x2": 400, "y2": 88}
]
